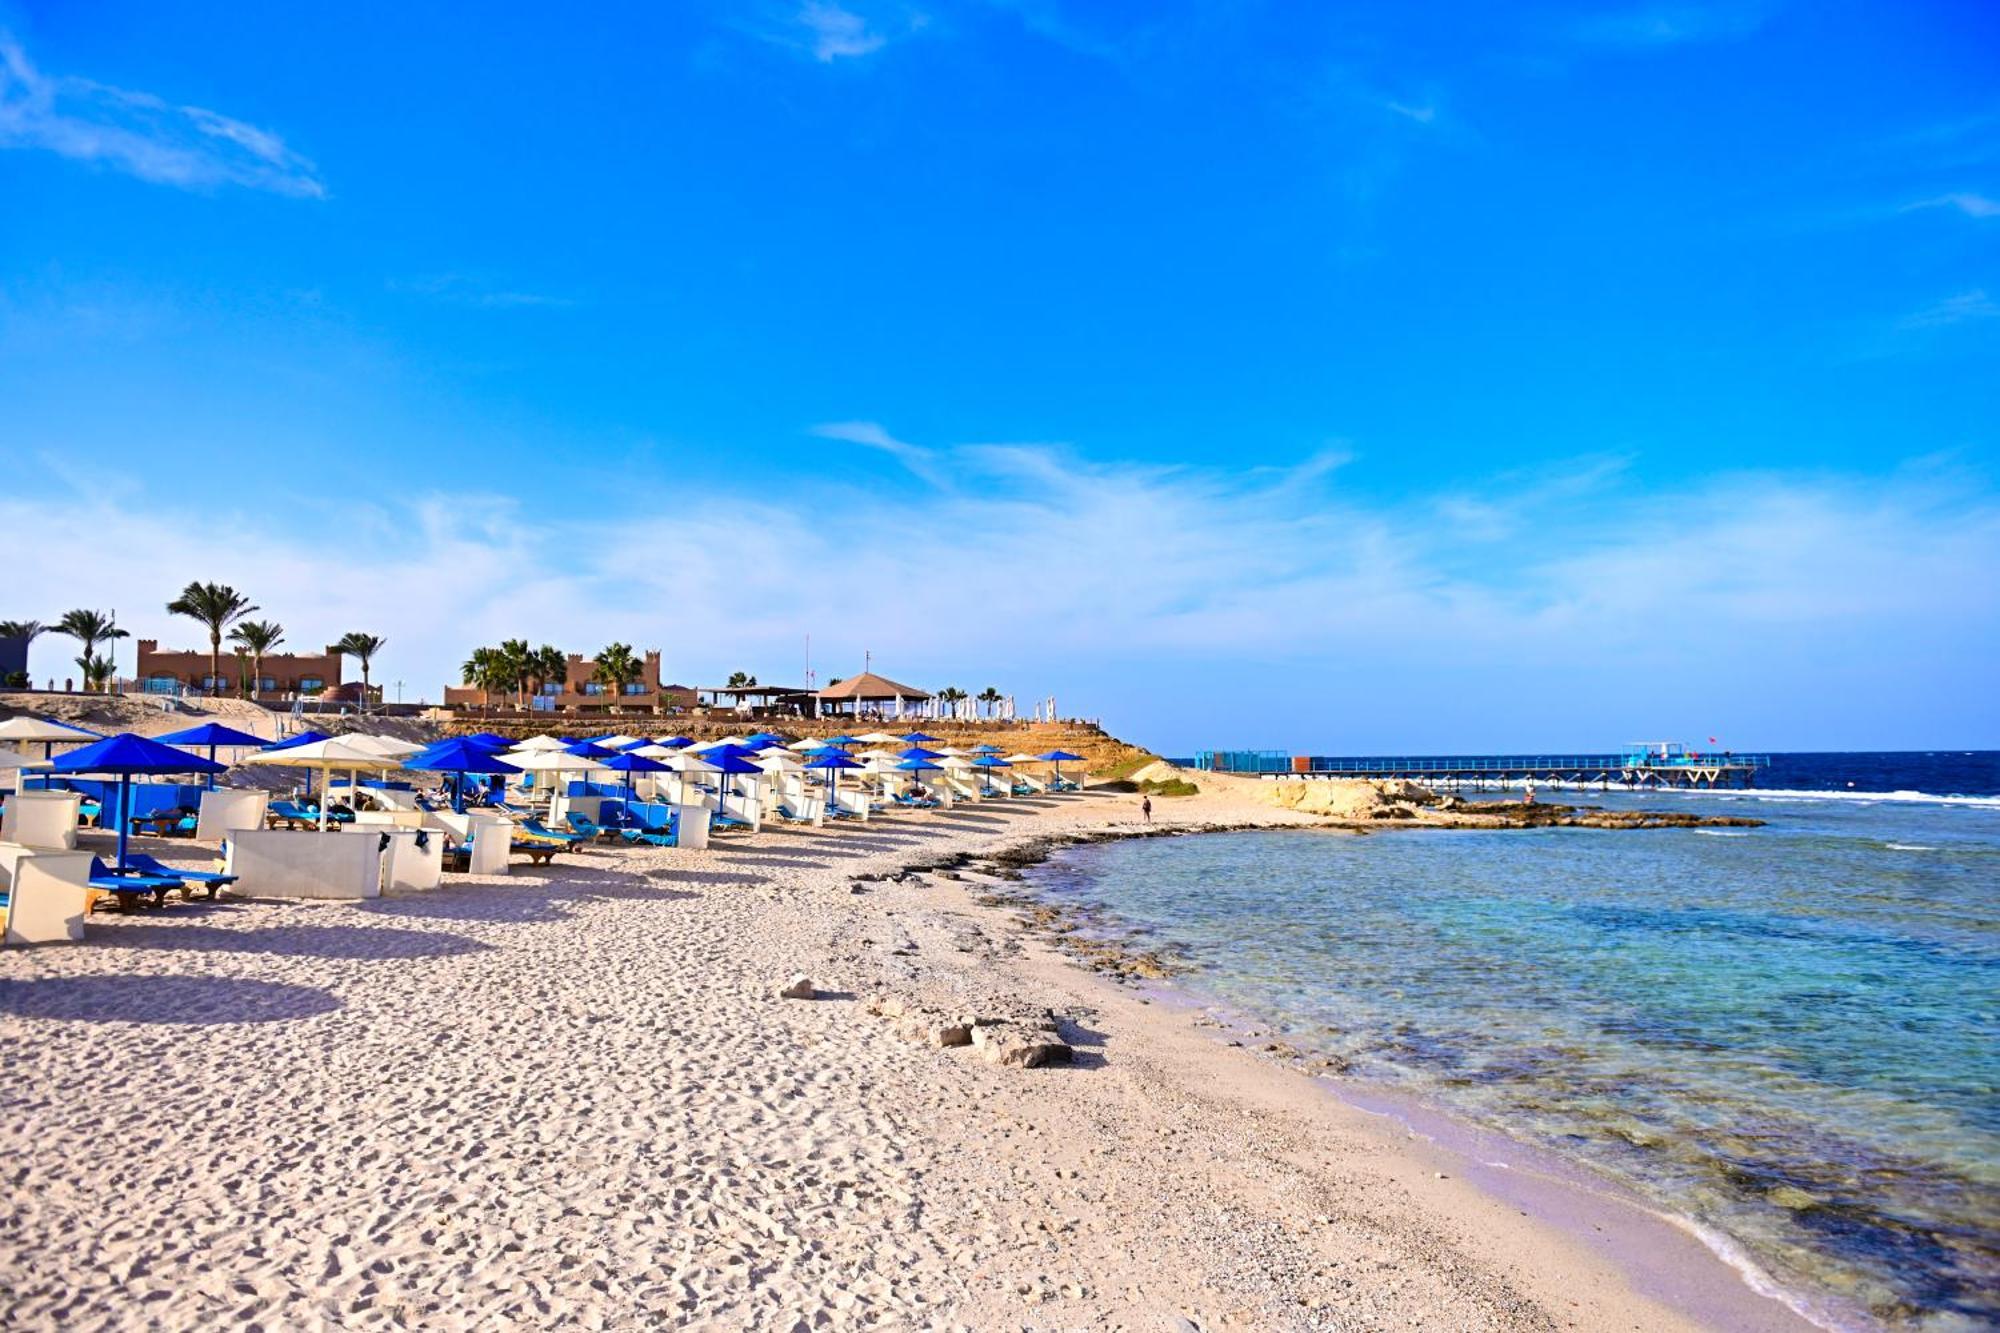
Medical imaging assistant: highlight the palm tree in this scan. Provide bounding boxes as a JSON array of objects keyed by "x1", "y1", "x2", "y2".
[
  {"x1": 977, "y1": 686, "x2": 1003, "y2": 718},
  {"x1": 594, "y1": 643, "x2": 642, "y2": 703},
  {"x1": 334, "y1": 632, "x2": 387, "y2": 701},
  {"x1": 726, "y1": 670, "x2": 758, "y2": 689},
  {"x1": 937, "y1": 685, "x2": 968, "y2": 718},
  {"x1": 56, "y1": 609, "x2": 129, "y2": 693},
  {"x1": 461, "y1": 647, "x2": 507, "y2": 710},
  {"x1": 496, "y1": 638, "x2": 532, "y2": 709},
  {"x1": 527, "y1": 644, "x2": 568, "y2": 704},
  {"x1": 166, "y1": 582, "x2": 257, "y2": 696},
  {"x1": 78, "y1": 652, "x2": 115, "y2": 692},
  {"x1": 229, "y1": 620, "x2": 286, "y2": 699},
  {"x1": 0, "y1": 620, "x2": 46, "y2": 686}
]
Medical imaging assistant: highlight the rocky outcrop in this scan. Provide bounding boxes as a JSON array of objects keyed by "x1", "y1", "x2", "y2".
[{"x1": 868, "y1": 995, "x2": 1073, "y2": 1067}]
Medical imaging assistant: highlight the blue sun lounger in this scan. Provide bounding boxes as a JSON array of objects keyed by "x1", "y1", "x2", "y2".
[
  {"x1": 122, "y1": 853, "x2": 238, "y2": 900},
  {"x1": 87, "y1": 857, "x2": 185, "y2": 910}
]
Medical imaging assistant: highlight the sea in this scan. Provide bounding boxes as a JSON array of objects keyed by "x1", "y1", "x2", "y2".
[{"x1": 1022, "y1": 752, "x2": 2000, "y2": 1331}]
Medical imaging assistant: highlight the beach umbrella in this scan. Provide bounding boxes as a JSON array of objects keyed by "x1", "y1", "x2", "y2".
[
  {"x1": 598, "y1": 751, "x2": 670, "y2": 801},
  {"x1": 457, "y1": 731, "x2": 513, "y2": 749},
  {"x1": 345, "y1": 734, "x2": 426, "y2": 760},
  {"x1": 259, "y1": 737, "x2": 396, "y2": 829},
  {"x1": 787, "y1": 736, "x2": 826, "y2": 751},
  {"x1": 803, "y1": 746, "x2": 861, "y2": 808},
  {"x1": 563, "y1": 740, "x2": 617, "y2": 760},
  {"x1": 0, "y1": 716, "x2": 101, "y2": 760},
  {"x1": 971, "y1": 743, "x2": 1004, "y2": 754},
  {"x1": 1035, "y1": 750, "x2": 1086, "y2": 785},
  {"x1": 156, "y1": 721, "x2": 268, "y2": 790},
  {"x1": 855, "y1": 731, "x2": 900, "y2": 746},
  {"x1": 409, "y1": 737, "x2": 522, "y2": 814},
  {"x1": 820, "y1": 735, "x2": 861, "y2": 748},
  {"x1": 49, "y1": 733, "x2": 225, "y2": 869},
  {"x1": 898, "y1": 746, "x2": 943, "y2": 762},
  {"x1": 902, "y1": 732, "x2": 941, "y2": 744},
  {"x1": 662, "y1": 751, "x2": 722, "y2": 775},
  {"x1": 654, "y1": 736, "x2": 694, "y2": 748},
  {"x1": 262, "y1": 729, "x2": 331, "y2": 753},
  {"x1": 514, "y1": 734, "x2": 570, "y2": 752},
  {"x1": 970, "y1": 752, "x2": 1012, "y2": 795}
]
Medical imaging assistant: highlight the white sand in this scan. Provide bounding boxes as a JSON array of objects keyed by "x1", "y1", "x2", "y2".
[{"x1": 0, "y1": 786, "x2": 1814, "y2": 1331}]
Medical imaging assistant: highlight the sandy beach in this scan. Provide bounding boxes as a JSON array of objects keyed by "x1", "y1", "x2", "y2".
[{"x1": 0, "y1": 780, "x2": 1816, "y2": 1331}]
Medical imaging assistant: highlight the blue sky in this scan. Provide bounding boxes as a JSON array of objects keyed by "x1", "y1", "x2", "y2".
[{"x1": 2, "y1": 0, "x2": 1995, "y2": 752}]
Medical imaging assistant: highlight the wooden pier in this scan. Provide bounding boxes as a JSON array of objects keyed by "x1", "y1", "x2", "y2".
[{"x1": 1192, "y1": 744, "x2": 1770, "y2": 789}]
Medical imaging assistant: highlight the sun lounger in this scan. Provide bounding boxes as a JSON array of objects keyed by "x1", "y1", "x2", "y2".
[
  {"x1": 122, "y1": 852, "x2": 238, "y2": 900},
  {"x1": 566, "y1": 813, "x2": 623, "y2": 843},
  {"x1": 86, "y1": 857, "x2": 184, "y2": 910},
  {"x1": 521, "y1": 818, "x2": 586, "y2": 846}
]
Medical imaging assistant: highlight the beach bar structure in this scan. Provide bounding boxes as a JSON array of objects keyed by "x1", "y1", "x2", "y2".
[{"x1": 1193, "y1": 743, "x2": 1770, "y2": 790}]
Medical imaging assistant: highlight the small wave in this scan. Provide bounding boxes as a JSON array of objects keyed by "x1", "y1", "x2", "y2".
[
  {"x1": 1695, "y1": 829, "x2": 1750, "y2": 837},
  {"x1": 1662, "y1": 786, "x2": 2000, "y2": 809},
  {"x1": 1884, "y1": 843, "x2": 1938, "y2": 852}
]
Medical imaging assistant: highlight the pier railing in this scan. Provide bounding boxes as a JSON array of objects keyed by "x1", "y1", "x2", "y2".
[{"x1": 1191, "y1": 751, "x2": 1772, "y2": 782}]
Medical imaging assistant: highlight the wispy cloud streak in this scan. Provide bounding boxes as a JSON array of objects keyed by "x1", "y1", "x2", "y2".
[{"x1": 0, "y1": 33, "x2": 322, "y2": 197}]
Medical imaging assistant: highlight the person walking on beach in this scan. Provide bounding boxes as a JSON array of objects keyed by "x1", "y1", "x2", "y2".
[{"x1": 1140, "y1": 793, "x2": 1153, "y2": 823}]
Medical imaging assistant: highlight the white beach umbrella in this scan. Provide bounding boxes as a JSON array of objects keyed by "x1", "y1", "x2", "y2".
[
  {"x1": 787, "y1": 736, "x2": 826, "y2": 751},
  {"x1": 502, "y1": 749, "x2": 611, "y2": 774},
  {"x1": 513, "y1": 734, "x2": 570, "y2": 752},
  {"x1": 0, "y1": 717, "x2": 96, "y2": 743},
  {"x1": 663, "y1": 752, "x2": 722, "y2": 774},
  {"x1": 0, "y1": 745, "x2": 50, "y2": 791},
  {"x1": 257, "y1": 738, "x2": 395, "y2": 830},
  {"x1": 595, "y1": 734, "x2": 643, "y2": 750},
  {"x1": 347, "y1": 734, "x2": 425, "y2": 760},
  {"x1": 757, "y1": 750, "x2": 804, "y2": 772},
  {"x1": 856, "y1": 731, "x2": 900, "y2": 745}
]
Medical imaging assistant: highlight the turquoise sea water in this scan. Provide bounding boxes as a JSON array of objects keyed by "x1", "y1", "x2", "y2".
[{"x1": 1022, "y1": 787, "x2": 2000, "y2": 1329}]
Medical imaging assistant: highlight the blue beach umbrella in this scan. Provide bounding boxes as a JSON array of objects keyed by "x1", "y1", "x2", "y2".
[
  {"x1": 898, "y1": 746, "x2": 943, "y2": 762},
  {"x1": 563, "y1": 740, "x2": 617, "y2": 760},
  {"x1": 458, "y1": 732, "x2": 512, "y2": 749},
  {"x1": 902, "y1": 732, "x2": 941, "y2": 744},
  {"x1": 1035, "y1": 750, "x2": 1086, "y2": 785},
  {"x1": 49, "y1": 733, "x2": 225, "y2": 870},
  {"x1": 409, "y1": 738, "x2": 521, "y2": 813},
  {"x1": 821, "y1": 735, "x2": 861, "y2": 748},
  {"x1": 654, "y1": 736, "x2": 694, "y2": 748},
  {"x1": 804, "y1": 747, "x2": 861, "y2": 806},
  {"x1": 599, "y1": 751, "x2": 669, "y2": 801},
  {"x1": 970, "y1": 752, "x2": 1012, "y2": 795},
  {"x1": 156, "y1": 721, "x2": 267, "y2": 790}
]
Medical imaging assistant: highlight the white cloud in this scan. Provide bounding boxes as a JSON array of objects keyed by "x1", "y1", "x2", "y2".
[
  {"x1": 0, "y1": 32, "x2": 322, "y2": 197},
  {"x1": 389, "y1": 274, "x2": 576, "y2": 310},
  {"x1": 1383, "y1": 101, "x2": 1437, "y2": 126},
  {"x1": 4, "y1": 442, "x2": 1993, "y2": 740},
  {"x1": 1571, "y1": 4, "x2": 1768, "y2": 50},
  {"x1": 1898, "y1": 289, "x2": 1999, "y2": 331},
  {"x1": 1903, "y1": 192, "x2": 2000, "y2": 220},
  {"x1": 793, "y1": 2, "x2": 903, "y2": 62}
]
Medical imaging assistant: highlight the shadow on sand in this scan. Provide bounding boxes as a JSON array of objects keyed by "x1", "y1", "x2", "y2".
[
  {"x1": 0, "y1": 974, "x2": 341, "y2": 1025},
  {"x1": 86, "y1": 922, "x2": 493, "y2": 961}
]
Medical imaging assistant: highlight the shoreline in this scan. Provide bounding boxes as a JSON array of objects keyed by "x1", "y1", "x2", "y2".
[
  {"x1": 927, "y1": 812, "x2": 1839, "y2": 1333},
  {"x1": 1, "y1": 783, "x2": 1829, "y2": 1330}
]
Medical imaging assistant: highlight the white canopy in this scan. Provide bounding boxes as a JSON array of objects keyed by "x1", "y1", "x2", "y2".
[
  {"x1": 0, "y1": 717, "x2": 95, "y2": 744},
  {"x1": 0, "y1": 746, "x2": 50, "y2": 772},
  {"x1": 1004, "y1": 753, "x2": 1042, "y2": 764},
  {"x1": 501, "y1": 749, "x2": 611, "y2": 774},
  {"x1": 256, "y1": 738, "x2": 399, "y2": 830},
  {"x1": 756, "y1": 750, "x2": 803, "y2": 771},
  {"x1": 787, "y1": 736, "x2": 826, "y2": 751},
  {"x1": 662, "y1": 752, "x2": 721, "y2": 775},
  {"x1": 346, "y1": 734, "x2": 425, "y2": 759},
  {"x1": 258, "y1": 738, "x2": 388, "y2": 768},
  {"x1": 514, "y1": 734, "x2": 570, "y2": 751},
  {"x1": 594, "y1": 734, "x2": 644, "y2": 749},
  {"x1": 936, "y1": 756, "x2": 974, "y2": 770},
  {"x1": 856, "y1": 731, "x2": 901, "y2": 745}
]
